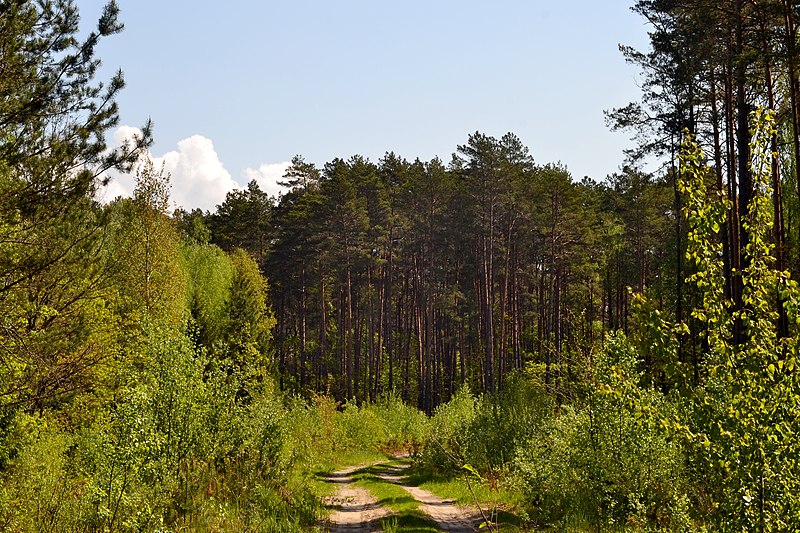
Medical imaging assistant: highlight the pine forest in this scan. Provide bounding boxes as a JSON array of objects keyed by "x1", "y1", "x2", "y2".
[{"x1": 3, "y1": 1, "x2": 800, "y2": 531}]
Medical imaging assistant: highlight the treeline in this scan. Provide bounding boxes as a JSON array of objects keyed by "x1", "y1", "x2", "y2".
[
  {"x1": 609, "y1": 0, "x2": 800, "y2": 344},
  {"x1": 188, "y1": 0, "x2": 800, "y2": 413},
  {"x1": 196, "y1": 141, "x2": 675, "y2": 410},
  {"x1": 0, "y1": 3, "x2": 319, "y2": 530}
]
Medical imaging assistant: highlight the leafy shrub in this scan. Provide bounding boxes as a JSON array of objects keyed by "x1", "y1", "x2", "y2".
[
  {"x1": 334, "y1": 399, "x2": 389, "y2": 451},
  {"x1": 371, "y1": 393, "x2": 429, "y2": 452},
  {"x1": 464, "y1": 374, "x2": 553, "y2": 473},
  {"x1": 513, "y1": 334, "x2": 691, "y2": 530},
  {"x1": 0, "y1": 415, "x2": 87, "y2": 532},
  {"x1": 415, "y1": 386, "x2": 479, "y2": 475},
  {"x1": 0, "y1": 326, "x2": 323, "y2": 533}
]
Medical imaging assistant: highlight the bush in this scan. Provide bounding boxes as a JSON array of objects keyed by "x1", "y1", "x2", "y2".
[
  {"x1": 513, "y1": 334, "x2": 692, "y2": 530},
  {"x1": 464, "y1": 375, "x2": 553, "y2": 473},
  {"x1": 0, "y1": 415, "x2": 88, "y2": 532},
  {"x1": 372, "y1": 393, "x2": 429, "y2": 453},
  {"x1": 415, "y1": 386, "x2": 479, "y2": 475},
  {"x1": 0, "y1": 326, "x2": 323, "y2": 533}
]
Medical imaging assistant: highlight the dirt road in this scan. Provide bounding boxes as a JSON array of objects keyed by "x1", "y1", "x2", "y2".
[
  {"x1": 321, "y1": 464, "x2": 392, "y2": 532},
  {"x1": 321, "y1": 461, "x2": 484, "y2": 532}
]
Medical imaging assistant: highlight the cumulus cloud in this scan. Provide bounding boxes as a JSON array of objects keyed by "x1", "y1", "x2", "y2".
[
  {"x1": 100, "y1": 128, "x2": 239, "y2": 212},
  {"x1": 94, "y1": 125, "x2": 142, "y2": 202},
  {"x1": 160, "y1": 135, "x2": 240, "y2": 211},
  {"x1": 242, "y1": 162, "x2": 291, "y2": 199},
  {"x1": 98, "y1": 127, "x2": 288, "y2": 212}
]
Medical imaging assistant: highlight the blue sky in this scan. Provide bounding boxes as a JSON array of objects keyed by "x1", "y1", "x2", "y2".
[{"x1": 82, "y1": 1, "x2": 651, "y2": 211}]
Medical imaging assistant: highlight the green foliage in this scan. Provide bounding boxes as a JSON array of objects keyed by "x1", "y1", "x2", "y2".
[
  {"x1": 209, "y1": 180, "x2": 272, "y2": 262},
  {"x1": 0, "y1": 0, "x2": 149, "y2": 177},
  {"x1": 281, "y1": 393, "x2": 429, "y2": 476},
  {"x1": 676, "y1": 111, "x2": 800, "y2": 530},
  {"x1": 0, "y1": 0, "x2": 149, "y2": 411},
  {"x1": 623, "y1": 109, "x2": 800, "y2": 530},
  {"x1": 106, "y1": 194, "x2": 187, "y2": 330},
  {"x1": 0, "y1": 326, "x2": 324, "y2": 532},
  {"x1": 466, "y1": 375, "x2": 554, "y2": 473},
  {"x1": 226, "y1": 248, "x2": 276, "y2": 377},
  {"x1": 6, "y1": 5, "x2": 800, "y2": 533},
  {"x1": 416, "y1": 386, "x2": 479, "y2": 475},
  {"x1": 174, "y1": 208, "x2": 212, "y2": 244},
  {"x1": 0, "y1": 414, "x2": 87, "y2": 531},
  {"x1": 513, "y1": 334, "x2": 690, "y2": 530},
  {"x1": 182, "y1": 242, "x2": 234, "y2": 349},
  {"x1": 182, "y1": 244, "x2": 277, "y2": 383},
  {"x1": 335, "y1": 399, "x2": 396, "y2": 452},
  {"x1": 371, "y1": 394, "x2": 429, "y2": 452},
  {"x1": 0, "y1": 194, "x2": 121, "y2": 412}
]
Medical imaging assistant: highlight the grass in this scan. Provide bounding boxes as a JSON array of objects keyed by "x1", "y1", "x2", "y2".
[
  {"x1": 405, "y1": 466, "x2": 531, "y2": 531},
  {"x1": 315, "y1": 457, "x2": 534, "y2": 532},
  {"x1": 306, "y1": 448, "x2": 391, "y2": 497},
  {"x1": 380, "y1": 514, "x2": 440, "y2": 533},
  {"x1": 314, "y1": 458, "x2": 441, "y2": 533},
  {"x1": 351, "y1": 461, "x2": 417, "y2": 511},
  {"x1": 351, "y1": 460, "x2": 441, "y2": 532},
  {"x1": 313, "y1": 448, "x2": 390, "y2": 474}
]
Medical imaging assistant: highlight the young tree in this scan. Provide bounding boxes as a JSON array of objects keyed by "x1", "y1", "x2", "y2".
[{"x1": 0, "y1": 0, "x2": 149, "y2": 412}]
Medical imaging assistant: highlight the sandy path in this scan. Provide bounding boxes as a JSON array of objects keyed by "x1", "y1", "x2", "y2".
[
  {"x1": 321, "y1": 464, "x2": 392, "y2": 532},
  {"x1": 321, "y1": 461, "x2": 484, "y2": 532},
  {"x1": 377, "y1": 464, "x2": 483, "y2": 533}
]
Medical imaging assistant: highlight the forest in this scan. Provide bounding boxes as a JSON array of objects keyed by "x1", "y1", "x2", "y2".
[{"x1": 3, "y1": 0, "x2": 800, "y2": 531}]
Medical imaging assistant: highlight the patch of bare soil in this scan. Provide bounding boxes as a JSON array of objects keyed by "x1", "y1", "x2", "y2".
[
  {"x1": 321, "y1": 464, "x2": 392, "y2": 533},
  {"x1": 320, "y1": 462, "x2": 485, "y2": 532},
  {"x1": 378, "y1": 464, "x2": 484, "y2": 533}
]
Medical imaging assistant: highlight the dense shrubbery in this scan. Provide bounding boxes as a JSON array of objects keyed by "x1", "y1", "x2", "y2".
[
  {"x1": 513, "y1": 334, "x2": 691, "y2": 529},
  {"x1": 0, "y1": 329, "x2": 432, "y2": 532},
  {"x1": 286, "y1": 392, "x2": 429, "y2": 472},
  {"x1": 413, "y1": 337, "x2": 691, "y2": 531},
  {"x1": 415, "y1": 377, "x2": 551, "y2": 477},
  {"x1": 0, "y1": 326, "x2": 315, "y2": 532}
]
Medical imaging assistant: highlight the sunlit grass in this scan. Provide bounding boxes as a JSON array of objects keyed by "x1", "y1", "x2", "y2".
[
  {"x1": 314, "y1": 448, "x2": 391, "y2": 473},
  {"x1": 317, "y1": 459, "x2": 441, "y2": 533},
  {"x1": 351, "y1": 461, "x2": 417, "y2": 511},
  {"x1": 380, "y1": 514, "x2": 440, "y2": 533},
  {"x1": 405, "y1": 466, "x2": 531, "y2": 531}
]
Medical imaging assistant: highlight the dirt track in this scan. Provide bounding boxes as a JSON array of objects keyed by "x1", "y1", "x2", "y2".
[
  {"x1": 321, "y1": 464, "x2": 391, "y2": 532},
  {"x1": 321, "y1": 461, "x2": 483, "y2": 532}
]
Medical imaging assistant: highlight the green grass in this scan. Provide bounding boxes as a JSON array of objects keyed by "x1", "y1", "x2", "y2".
[
  {"x1": 315, "y1": 458, "x2": 535, "y2": 532},
  {"x1": 405, "y1": 466, "x2": 530, "y2": 531},
  {"x1": 351, "y1": 461, "x2": 418, "y2": 512},
  {"x1": 315, "y1": 459, "x2": 441, "y2": 533},
  {"x1": 380, "y1": 514, "x2": 440, "y2": 533},
  {"x1": 306, "y1": 449, "x2": 392, "y2": 497},
  {"x1": 352, "y1": 460, "x2": 440, "y2": 532},
  {"x1": 313, "y1": 448, "x2": 390, "y2": 474}
]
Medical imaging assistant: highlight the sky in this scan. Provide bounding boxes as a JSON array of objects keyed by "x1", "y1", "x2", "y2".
[{"x1": 83, "y1": 1, "x2": 653, "y2": 212}]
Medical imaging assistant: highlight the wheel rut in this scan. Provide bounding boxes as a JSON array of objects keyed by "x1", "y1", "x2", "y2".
[
  {"x1": 321, "y1": 461, "x2": 484, "y2": 532},
  {"x1": 321, "y1": 464, "x2": 391, "y2": 532}
]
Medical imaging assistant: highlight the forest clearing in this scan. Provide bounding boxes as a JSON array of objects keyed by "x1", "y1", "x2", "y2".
[{"x1": 4, "y1": 0, "x2": 800, "y2": 531}]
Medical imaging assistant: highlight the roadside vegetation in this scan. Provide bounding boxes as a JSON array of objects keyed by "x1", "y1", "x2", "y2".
[{"x1": 4, "y1": 1, "x2": 800, "y2": 532}]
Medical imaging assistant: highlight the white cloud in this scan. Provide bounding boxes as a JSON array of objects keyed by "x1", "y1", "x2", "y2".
[
  {"x1": 97, "y1": 127, "x2": 292, "y2": 211},
  {"x1": 94, "y1": 125, "x2": 142, "y2": 204},
  {"x1": 158, "y1": 135, "x2": 240, "y2": 211},
  {"x1": 98, "y1": 127, "x2": 241, "y2": 212},
  {"x1": 242, "y1": 162, "x2": 291, "y2": 199}
]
